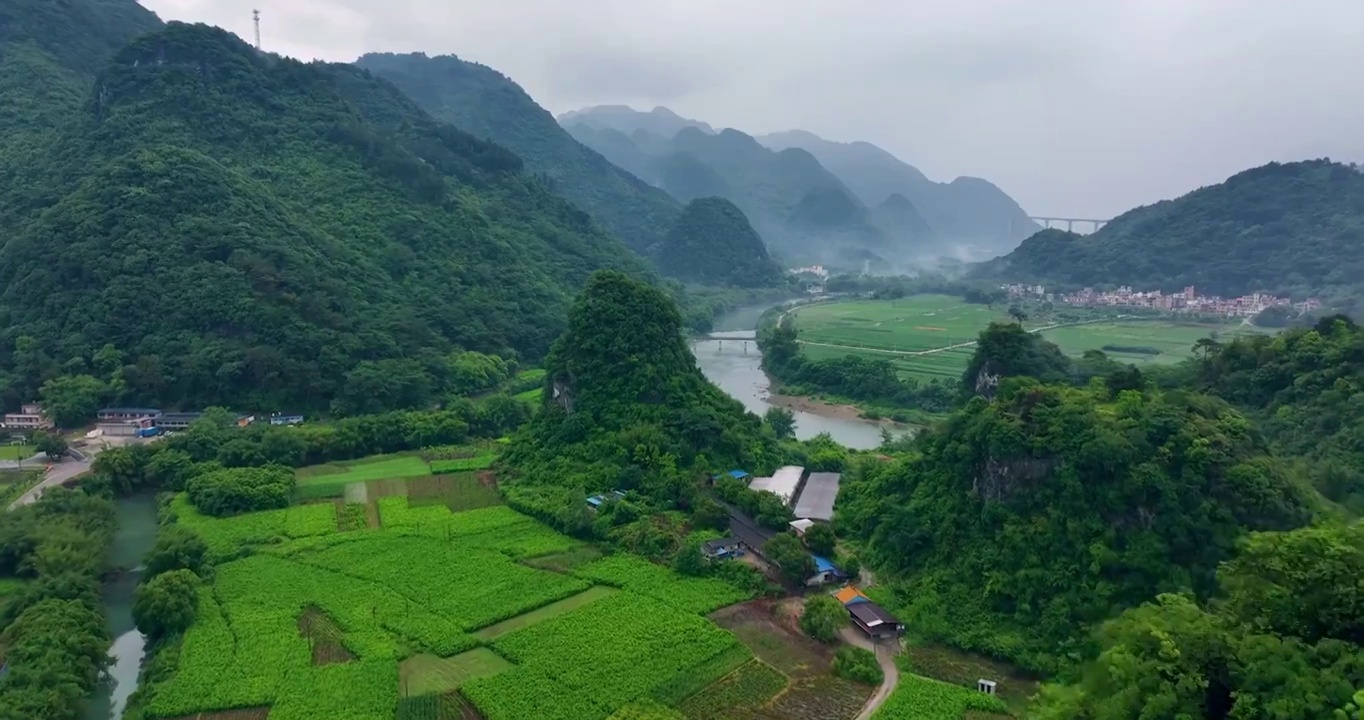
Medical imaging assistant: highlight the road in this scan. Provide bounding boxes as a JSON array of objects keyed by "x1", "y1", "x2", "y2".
[
  {"x1": 844, "y1": 627, "x2": 899, "y2": 720},
  {"x1": 7, "y1": 447, "x2": 101, "y2": 510}
]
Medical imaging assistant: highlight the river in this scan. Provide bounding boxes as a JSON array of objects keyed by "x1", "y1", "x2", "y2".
[
  {"x1": 84, "y1": 494, "x2": 159, "y2": 720},
  {"x1": 692, "y1": 305, "x2": 910, "y2": 450}
]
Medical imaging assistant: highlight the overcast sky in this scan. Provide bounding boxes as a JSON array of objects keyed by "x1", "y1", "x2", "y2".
[{"x1": 142, "y1": 0, "x2": 1363, "y2": 219}]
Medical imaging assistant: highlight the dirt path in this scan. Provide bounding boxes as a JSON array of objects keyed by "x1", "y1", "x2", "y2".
[{"x1": 842, "y1": 628, "x2": 899, "y2": 720}]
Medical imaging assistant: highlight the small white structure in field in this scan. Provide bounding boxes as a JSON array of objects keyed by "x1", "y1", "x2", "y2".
[{"x1": 978, "y1": 679, "x2": 997, "y2": 695}]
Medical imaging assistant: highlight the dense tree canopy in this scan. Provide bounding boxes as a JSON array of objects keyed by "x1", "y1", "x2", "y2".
[
  {"x1": 655, "y1": 198, "x2": 785, "y2": 287},
  {"x1": 0, "y1": 19, "x2": 655, "y2": 414},
  {"x1": 975, "y1": 160, "x2": 1364, "y2": 310},
  {"x1": 839, "y1": 379, "x2": 1314, "y2": 672},
  {"x1": 355, "y1": 52, "x2": 683, "y2": 256}
]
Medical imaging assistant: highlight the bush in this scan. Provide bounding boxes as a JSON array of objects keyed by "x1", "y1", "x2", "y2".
[
  {"x1": 832, "y1": 645, "x2": 883, "y2": 685},
  {"x1": 186, "y1": 466, "x2": 294, "y2": 517},
  {"x1": 799, "y1": 594, "x2": 847, "y2": 642},
  {"x1": 133, "y1": 569, "x2": 200, "y2": 640}
]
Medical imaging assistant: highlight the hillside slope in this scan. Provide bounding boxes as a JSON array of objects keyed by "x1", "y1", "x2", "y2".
[
  {"x1": 0, "y1": 22, "x2": 652, "y2": 412},
  {"x1": 656, "y1": 198, "x2": 784, "y2": 287},
  {"x1": 760, "y1": 129, "x2": 1038, "y2": 254},
  {"x1": 975, "y1": 160, "x2": 1364, "y2": 302},
  {"x1": 563, "y1": 113, "x2": 901, "y2": 267},
  {"x1": 354, "y1": 53, "x2": 682, "y2": 255}
]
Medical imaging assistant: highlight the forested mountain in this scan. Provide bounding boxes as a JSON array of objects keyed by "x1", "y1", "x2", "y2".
[
  {"x1": 975, "y1": 160, "x2": 1364, "y2": 304},
  {"x1": 0, "y1": 19, "x2": 653, "y2": 413},
  {"x1": 558, "y1": 104, "x2": 715, "y2": 137},
  {"x1": 563, "y1": 118, "x2": 905, "y2": 267},
  {"x1": 656, "y1": 198, "x2": 784, "y2": 287},
  {"x1": 839, "y1": 377, "x2": 1315, "y2": 673},
  {"x1": 867, "y1": 193, "x2": 939, "y2": 249},
  {"x1": 760, "y1": 129, "x2": 1038, "y2": 254},
  {"x1": 353, "y1": 53, "x2": 683, "y2": 255}
]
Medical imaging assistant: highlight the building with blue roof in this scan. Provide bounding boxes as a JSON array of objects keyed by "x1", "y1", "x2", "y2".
[
  {"x1": 806, "y1": 554, "x2": 847, "y2": 587},
  {"x1": 727, "y1": 469, "x2": 750, "y2": 479}
]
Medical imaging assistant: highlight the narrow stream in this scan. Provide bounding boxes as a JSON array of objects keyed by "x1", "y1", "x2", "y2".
[
  {"x1": 83, "y1": 494, "x2": 159, "y2": 720},
  {"x1": 693, "y1": 305, "x2": 910, "y2": 450}
]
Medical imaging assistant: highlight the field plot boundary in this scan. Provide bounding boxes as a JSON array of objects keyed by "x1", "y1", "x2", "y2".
[{"x1": 472, "y1": 586, "x2": 618, "y2": 640}]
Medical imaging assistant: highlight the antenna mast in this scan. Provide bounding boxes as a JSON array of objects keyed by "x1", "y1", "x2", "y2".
[{"x1": 252, "y1": 9, "x2": 262, "y2": 50}]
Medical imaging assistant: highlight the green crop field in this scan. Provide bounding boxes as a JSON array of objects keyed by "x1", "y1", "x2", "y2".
[
  {"x1": 296, "y1": 454, "x2": 433, "y2": 487},
  {"x1": 400, "y1": 649, "x2": 512, "y2": 697},
  {"x1": 791, "y1": 298, "x2": 1264, "y2": 383},
  {"x1": 0, "y1": 445, "x2": 36, "y2": 461},
  {"x1": 144, "y1": 498, "x2": 761, "y2": 720},
  {"x1": 871, "y1": 675, "x2": 1010, "y2": 720},
  {"x1": 791, "y1": 296, "x2": 1013, "y2": 352},
  {"x1": 1039, "y1": 321, "x2": 1268, "y2": 365}
]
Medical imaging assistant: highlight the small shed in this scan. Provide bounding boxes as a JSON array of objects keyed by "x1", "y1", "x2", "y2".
[
  {"x1": 270, "y1": 412, "x2": 305, "y2": 426},
  {"x1": 848, "y1": 601, "x2": 905, "y2": 639},
  {"x1": 586, "y1": 490, "x2": 627, "y2": 509},
  {"x1": 726, "y1": 469, "x2": 750, "y2": 480},
  {"x1": 701, "y1": 537, "x2": 742, "y2": 560},
  {"x1": 805, "y1": 555, "x2": 845, "y2": 587},
  {"x1": 788, "y1": 518, "x2": 816, "y2": 536}
]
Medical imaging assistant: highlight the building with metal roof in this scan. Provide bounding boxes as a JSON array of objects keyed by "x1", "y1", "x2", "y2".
[
  {"x1": 793, "y1": 472, "x2": 840, "y2": 521},
  {"x1": 748, "y1": 465, "x2": 804, "y2": 505},
  {"x1": 834, "y1": 586, "x2": 870, "y2": 606},
  {"x1": 848, "y1": 601, "x2": 904, "y2": 639}
]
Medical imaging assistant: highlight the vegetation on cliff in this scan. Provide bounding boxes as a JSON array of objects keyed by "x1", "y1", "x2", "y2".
[{"x1": 656, "y1": 198, "x2": 784, "y2": 287}]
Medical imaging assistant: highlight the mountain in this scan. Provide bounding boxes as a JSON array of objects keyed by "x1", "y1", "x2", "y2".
[
  {"x1": 0, "y1": 20, "x2": 653, "y2": 413},
  {"x1": 353, "y1": 53, "x2": 682, "y2": 255},
  {"x1": 974, "y1": 160, "x2": 1364, "y2": 302},
  {"x1": 868, "y1": 193, "x2": 939, "y2": 248},
  {"x1": 656, "y1": 198, "x2": 784, "y2": 287},
  {"x1": 558, "y1": 104, "x2": 715, "y2": 137},
  {"x1": 563, "y1": 112, "x2": 904, "y2": 267},
  {"x1": 759, "y1": 129, "x2": 1038, "y2": 254}
]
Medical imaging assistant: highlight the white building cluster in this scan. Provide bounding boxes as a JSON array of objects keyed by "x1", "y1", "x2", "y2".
[{"x1": 1004, "y1": 283, "x2": 1321, "y2": 318}]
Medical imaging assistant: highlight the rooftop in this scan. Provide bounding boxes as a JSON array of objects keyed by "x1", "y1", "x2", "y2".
[
  {"x1": 727, "y1": 469, "x2": 750, "y2": 479},
  {"x1": 702, "y1": 537, "x2": 739, "y2": 552},
  {"x1": 849, "y1": 601, "x2": 900, "y2": 627},
  {"x1": 99, "y1": 407, "x2": 162, "y2": 415},
  {"x1": 793, "y1": 472, "x2": 840, "y2": 521},
  {"x1": 748, "y1": 465, "x2": 804, "y2": 504},
  {"x1": 833, "y1": 586, "x2": 869, "y2": 606},
  {"x1": 812, "y1": 554, "x2": 837, "y2": 573}
]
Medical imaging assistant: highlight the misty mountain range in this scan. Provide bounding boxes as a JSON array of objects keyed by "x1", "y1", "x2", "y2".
[{"x1": 559, "y1": 105, "x2": 1038, "y2": 267}]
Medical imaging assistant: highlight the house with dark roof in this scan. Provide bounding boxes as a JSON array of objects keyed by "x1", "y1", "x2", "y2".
[
  {"x1": 98, "y1": 407, "x2": 161, "y2": 421},
  {"x1": 701, "y1": 537, "x2": 742, "y2": 560},
  {"x1": 848, "y1": 601, "x2": 904, "y2": 639}
]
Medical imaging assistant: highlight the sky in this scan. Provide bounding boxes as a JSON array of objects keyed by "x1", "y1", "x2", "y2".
[{"x1": 141, "y1": 0, "x2": 1364, "y2": 219}]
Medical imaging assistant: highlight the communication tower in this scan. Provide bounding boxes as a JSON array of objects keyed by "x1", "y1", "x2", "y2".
[{"x1": 252, "y1": 9, "x2": 262, "y2": 50}]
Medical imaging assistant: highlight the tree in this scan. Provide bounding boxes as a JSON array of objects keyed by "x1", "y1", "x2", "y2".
[
  {"x1": 1008, "y1": 305, "x2": 1028, "y2": 323},
  {"x1": 671, "y1": 538, "x2": 706, "y2": 577},
  {"x1": 800, "y1": 594, "x2": 847, "y2": 642},
  {"x1": 33, "y1": 431, "x2": 67, "y2": 461},
  {"x1": 765, "y1": 406, "x2": 796, "y2": 440},
  {"x1": 132, "y1": 568, "x2": 199, "y2": 640},
  {"x1": 764, "y1": 532, "x2": 815, "y2": 585},
  {"x1": 691, "y1": 497, "x2": 730, "y2": 533},
  {"x1": 804, "y1": 523, "x2": 837, "y2": 557},
  {"x1": 832, "y1": 645, "x2": 883, "y2": 684},
  {"x1": 143, "y1": 526, "x2": 208, "y2": 579},
  {"x1": 38, "y1": 374, "x2": 107, "y2": 428}
]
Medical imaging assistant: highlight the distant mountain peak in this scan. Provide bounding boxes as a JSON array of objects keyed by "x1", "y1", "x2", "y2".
[{"x1": 556, "y1": 105, "x2": 714, "y2": 137}]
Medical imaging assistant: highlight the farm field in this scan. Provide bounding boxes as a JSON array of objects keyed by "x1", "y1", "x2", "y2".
[
  {"x1": 791, "y1": 297, "x2": 1263, "y2": 382},
  {"x1": 904, "y1": 644, "x2": 1038, "y2": 716},
  {"x1": 0, "y1": 444, "x2": 36, "y2": 460},
  {"x1": 296, "y1": 454, "x2": 433, "y2": 487},
  {"x1": 1039, "y1": 321, "x2": 1268, "y2": 365},
  {"x1": 870, "y1": 674, "x2": 1010, "y2": 720},
  {"x1": 143, "y1": 497, "x2": 764, "y2": 720}
]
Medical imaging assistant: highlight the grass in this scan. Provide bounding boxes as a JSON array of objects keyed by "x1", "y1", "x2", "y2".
[
  {"x1": 1040, "y1": 320, "x2": 1267, "y2": 365},
  {"x1": 793, "y1": 297, "x2": 1264, "y2": 382},
  {"x1": 0, "y1": 470, "x2": 42, "y2": 507},
  {"x1": 521, "y1": 545, "x2": 605, "y2": 573},
  {"x1": 472, "y1": 586, "x2": 618, "y2": 641},
  {"x1": 904, "y1": 643, "x2": 1037, "y2": 716},
  {"x1": 296, "y1": 454, "x2": 432, "y2": 487},
  {"x1": 0, "y1": 445, "x2": 36, "y2": 461},
  {"x1": 407, "y1": 474, "x2": 503, "y2": 512},
  {"x1": 399, "y1": 649, "x2": 512, "y2": 697}
]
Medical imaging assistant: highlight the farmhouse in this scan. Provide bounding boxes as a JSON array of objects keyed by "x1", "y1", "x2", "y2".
[
  {"x1": 805, "y1": 555, "x2": 847, "y2": 587},
  {"x1": 748, "y1": 465, "x2": 805, "y2": 505},
  {"x1": 1, "y1": 403, "x2": 52, "y2": 430},
  {"x1": 792, "y1": 472, "x2": 840, "y2": 521},
  {"x1": 98, "y1": 407, "x2": 161, "y2": 421},
  {"x1": 157, "y1": 412, "x2": 203, "y2": 431},
  {"x1": 701, "y1": 537, "x2": 742, "y2": 561},
  {"x1": 833, "y1": 586, "x2": 870, "y2": 606},
  {"x1": 848, "y1": 601, "x2": 904, "y2": 640}
]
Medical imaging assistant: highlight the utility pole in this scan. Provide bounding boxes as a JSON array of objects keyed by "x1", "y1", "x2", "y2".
[{"x1": 252, "y1": 9, "x2": 262, "y2": 50}]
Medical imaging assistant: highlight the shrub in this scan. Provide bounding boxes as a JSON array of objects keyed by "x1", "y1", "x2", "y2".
[
  {"x1": 832, "y1": 645, "x2": 883, "y2": 685},
  {"x1": 186, "y1": 466, "x2": 294, "y2": 516},
  {"x1": 800, "y1": 594, "x2": 847, "y2": 642}
]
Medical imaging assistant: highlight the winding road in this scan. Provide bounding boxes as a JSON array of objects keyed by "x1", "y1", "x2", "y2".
[{"x1": 844, "y1": 627, "x2": 899, "y2": 720}]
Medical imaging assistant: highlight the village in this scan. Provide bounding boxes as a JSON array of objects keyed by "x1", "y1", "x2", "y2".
[{"x1": 1004, "y1": 282, "x2": 1321, "y2": 317}]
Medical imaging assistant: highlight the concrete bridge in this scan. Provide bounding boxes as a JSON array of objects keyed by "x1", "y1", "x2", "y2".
[
  {"x1": 698, "y1": 331, "x2": 756, "y2": 341},
  {"x1": 1030, "y1": 216, "x2": 1111, "y2": 234}
]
